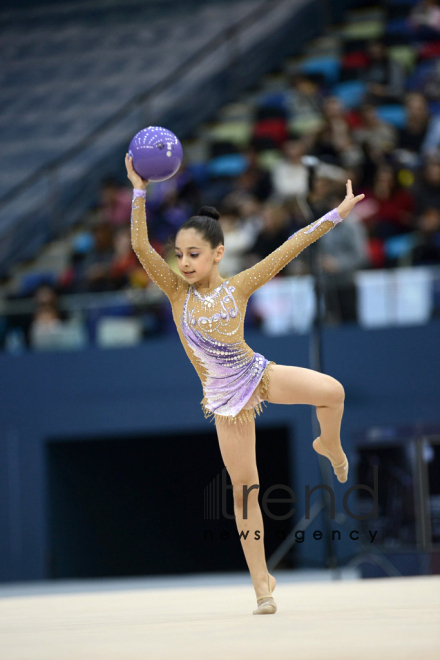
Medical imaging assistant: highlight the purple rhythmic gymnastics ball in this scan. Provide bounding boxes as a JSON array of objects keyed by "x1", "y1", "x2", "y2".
[{"x1": 128, "y1": 126, "x2": 183, "y2": 182}]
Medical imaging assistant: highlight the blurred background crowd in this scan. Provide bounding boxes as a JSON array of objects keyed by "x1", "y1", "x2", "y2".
[{"x1": 3, "y1": 0, "x2": 440, "y2": 350}]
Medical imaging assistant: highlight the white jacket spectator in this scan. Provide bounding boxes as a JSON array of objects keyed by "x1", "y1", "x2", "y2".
[
  {"x1": 219, "y1": 210, "x2": 261, "y2": 277},
  {"x1": 271, "y1": 138, "x2": 309, "y2": 200}
]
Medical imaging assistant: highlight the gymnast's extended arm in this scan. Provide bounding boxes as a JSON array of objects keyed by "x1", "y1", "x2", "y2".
[{"x1": 232, "y1": 179, "x2": 365, "y2": 298}]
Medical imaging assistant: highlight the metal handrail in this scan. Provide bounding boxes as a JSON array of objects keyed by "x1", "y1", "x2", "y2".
[
  {"x1": 2, "y1": 264, "x2": 440, "y2": 317},
  {"x1": 0, "y1": 285, "x2": 163, "y2": 316}
]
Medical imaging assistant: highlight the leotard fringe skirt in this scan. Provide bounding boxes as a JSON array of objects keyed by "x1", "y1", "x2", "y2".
[{"x1": 201, "y1": 360, "x2": 276, "y2": 425}]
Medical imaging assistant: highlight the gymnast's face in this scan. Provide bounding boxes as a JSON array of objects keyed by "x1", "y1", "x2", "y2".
[{"x1": 174, "y1": 228, "x2": 224, "y2": 283}]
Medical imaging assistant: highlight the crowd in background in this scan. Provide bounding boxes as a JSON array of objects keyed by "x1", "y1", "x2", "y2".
[{"x1": 7, "y1": 3, "x2": 440, "y2": 347}]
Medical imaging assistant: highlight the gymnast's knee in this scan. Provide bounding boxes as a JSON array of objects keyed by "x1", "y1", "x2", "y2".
[{"x1": 327, "y1": 379, "x2": 345, "y2": 406}]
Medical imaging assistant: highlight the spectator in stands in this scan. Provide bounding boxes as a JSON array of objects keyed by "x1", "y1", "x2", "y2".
[
  {"x1": 418, "y1": 59, "x2": 440, "y2": 104},
  {"x1": 412, "y1": 157, "x2": 440, "y2": 212},
  {"x1": 306, "y1": 173, "x2": 339, "y2": 218},
  {"x1": 218, "y1": 207, "x2": 259, "y2": 277},
  {"x1": 317, "y1": 190, "x2": 370, "y2": 323},
  {"x1": 29, "y1": 305, "x2": 63, "y2": 349},
  {"x1": 34, "y1": 283, "x2": 60, "y2": 312},
  {"x1": 420, "y1": 108, "x2": 440, "y2": 156},
  {"x1": 173, "y1": 160, "x2": 202, "y2": 210},
  {"x1": 271, "y1": 137, "x2": 309, "y2": 200},
  {"x1": 311, "y1": 96, "x2": 359, "y2": 165},
  {"x1": 199, "y1": 171, "x2": 236, "y2": 208},
  {"x1": 397, "y1": 93, "x2": 431, "y2": 157},
  {"x1": 153, "y1": 189, "x2": 192, "y2": 244},
  {"x1": 108, "y1": 227, "x2": 140, "y2": 289},
  {"x1": 98, "y1": 177, "x2": 132, "y2": 226},
  {"x1": 226, "y1": 194, "x2": 265, "y2": 254},
  {"x1": 353, "y1": 140, "x2": 379, "y2": 189},
  {"x1": 245, "y1": 201, "x2": 293, "y2": 268},
  {"x1": 409, "y1": 207, "x2": 440, "y2": 265},
  {"x1": 363, "y1": 40, "x2": 406, "y2": 104},
  {"x1": 360, "y1": 165, "x2": 415, "y2": 238},
  {"x1": 67, "y1": 222, "x2": 115, "y2": 293},
  {"x1": 10, "y1": 9, "x2": 440, "y2": 338},
  {"x1": 410, "y1": 0, "x2": 440, "y2": 32},
  {"x1": 234, "y1": 147, "x2": 273, "y2": 201},
  {"x1": 285, "y1": 73, "x2": 323, "y2": 127},
  {"x1": 353, "y1": 103, "x2": 397, "y2": 154}
]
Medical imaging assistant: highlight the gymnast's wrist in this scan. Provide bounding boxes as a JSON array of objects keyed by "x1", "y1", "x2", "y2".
[
  {"x1": 133, "y1": 188, "x2": 147, "y2": 199},
  {"x1": 331, "y1": 207, "x2": 344, "y2": 223}
]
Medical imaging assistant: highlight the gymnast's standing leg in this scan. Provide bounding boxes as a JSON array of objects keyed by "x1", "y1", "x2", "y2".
[
  {"x1": 214, "y1": 414, "x2": 278, "y2": 614},
  {"x1": 214, "y1": 365, "x2": 347, "y2": 614}
]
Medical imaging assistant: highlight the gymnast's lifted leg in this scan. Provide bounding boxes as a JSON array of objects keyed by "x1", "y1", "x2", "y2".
[{"x1": 266, "y1": 364, "x2": 348, "y2": 480}]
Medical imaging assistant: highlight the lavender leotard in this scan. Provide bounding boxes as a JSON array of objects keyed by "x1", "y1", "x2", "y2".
[{"x1": 131, "y1": 189, "x2": 342, "y2": 424}]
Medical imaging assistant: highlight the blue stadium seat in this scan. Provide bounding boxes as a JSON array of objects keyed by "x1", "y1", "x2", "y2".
[
  {"x1": 187, "y1": 162, "x2": 210, "y2": 186},
  {"x1": 300, "y1": 56, "x2": 341, "y2": 85},
  {"x1": 384, "y1": 233, "x2": 416, "y2": 260},
  {"x1": 19, "y1": 271, "x2": 58, "y2": 296},
  {"x1": 407, "y1": 60, "x2": 437, "y2": 91},
  {"x1": 207, "y1": 154, "x2": 248, "y2": 177},
  {"x1": 429, "y1": 100, "x2": 440, "y2": 116},
  {"x1": 256, "y1": 91, "x2": 289, "y2": 110},
  {"x1": 386, "y1": 18, "x2": 416, "y2": 36},
  {"x1": 332, "y1": 80, "x2": 367, "y2": 108},
  {"x1": 376, "y1": 105, "x2": 407, "y2": 128}
]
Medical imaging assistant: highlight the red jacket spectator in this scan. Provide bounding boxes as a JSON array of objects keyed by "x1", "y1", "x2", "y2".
[{"x1": 359, "y1": 166, "x2": 415, "y2": 238}]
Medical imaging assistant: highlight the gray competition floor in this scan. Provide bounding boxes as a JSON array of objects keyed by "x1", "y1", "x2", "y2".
[{"x1": 0, "y1": 569, "x2": 439, "y2": 660}]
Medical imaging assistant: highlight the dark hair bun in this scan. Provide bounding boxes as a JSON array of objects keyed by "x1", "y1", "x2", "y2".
[{"x1": 197, "y1": 205, "x2": 220, "y2": 221}]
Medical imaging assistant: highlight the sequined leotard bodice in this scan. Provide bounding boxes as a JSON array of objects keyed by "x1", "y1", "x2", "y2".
[{"x1": 131, "y1": 189, "x2": 343, "y2": 424}]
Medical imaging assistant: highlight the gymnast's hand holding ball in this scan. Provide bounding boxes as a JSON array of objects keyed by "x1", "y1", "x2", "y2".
[{"x1": 125, "y1": 153, "x2": 148, "y2": 190}]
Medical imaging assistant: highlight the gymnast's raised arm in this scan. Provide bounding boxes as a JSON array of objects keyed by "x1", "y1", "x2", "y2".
[
  {"x1": 126, "y1": 154, "x2": 186, "y2": 302},
  {"x1": 231, "y1": 179, "x2": 365, "y2": 298}
]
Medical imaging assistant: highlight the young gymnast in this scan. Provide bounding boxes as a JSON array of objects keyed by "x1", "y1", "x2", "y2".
[{"x1": 126, "y1": 153, "x2": 365, "y2": 615}]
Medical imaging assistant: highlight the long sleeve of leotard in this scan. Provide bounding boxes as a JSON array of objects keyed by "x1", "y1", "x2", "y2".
[
  {"x1": 232, "y1": 208, "x2": 343, "y2": 298},
  {"x1": 130, "y1": 189, "x2": 186, "y2": 301}
]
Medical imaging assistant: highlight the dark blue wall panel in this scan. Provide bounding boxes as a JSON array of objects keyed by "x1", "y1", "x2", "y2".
[{"x1": 0, "y1": 321, "x2": 439, "y2": 582}]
